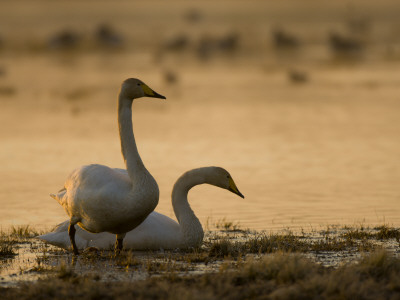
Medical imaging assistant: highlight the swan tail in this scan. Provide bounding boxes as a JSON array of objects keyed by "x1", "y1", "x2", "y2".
[{"x1": 50, "y1": 188, "x2": 66, "y2": 205}]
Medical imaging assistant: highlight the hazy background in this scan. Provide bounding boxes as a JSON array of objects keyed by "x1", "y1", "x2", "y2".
[{"x1": 0, "y1": 0, "x2": 399, "y2": 231}]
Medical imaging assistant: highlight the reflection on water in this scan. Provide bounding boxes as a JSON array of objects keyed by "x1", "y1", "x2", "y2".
[{"x1": 0, "y1": 0, "x2": 399, "y2": 231}]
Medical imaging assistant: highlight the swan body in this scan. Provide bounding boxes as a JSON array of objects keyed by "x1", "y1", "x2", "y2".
[
  {"x1": 51, "y1": 78, "x2": 166, "y2": 254},
  {"x1": 39, "y1": 167, "x2": 244, "y2": 250},
  {"x1": 39, "y1": 211, "x2": 183, "y2": 250}
]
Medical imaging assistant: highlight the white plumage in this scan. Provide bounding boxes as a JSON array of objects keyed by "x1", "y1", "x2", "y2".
[
  {"x1": 51, "y1": 78, "x2": 166, "y2": 254},
  {"x1": 39, "y1": 167, "x2": 244, "y2": 251}
]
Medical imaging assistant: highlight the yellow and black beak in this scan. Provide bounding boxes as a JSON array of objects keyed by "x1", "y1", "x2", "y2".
[
  {"x1": 141, "y1": 83, "x2": 166, "y2": 99},
  {"x1": 228, "y1": 177, "x2": 245, "y2": 199}
]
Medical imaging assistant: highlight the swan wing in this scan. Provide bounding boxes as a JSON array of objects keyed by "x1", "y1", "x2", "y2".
[
  {"x1": 65, "y1": 165, "x2": 132, "y2": 204},
  {"x1": 60, "y1": 164, "x2": 154, "y2": 233}
]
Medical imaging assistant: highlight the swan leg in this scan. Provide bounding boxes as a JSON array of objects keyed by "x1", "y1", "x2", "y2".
[
  {"x1": 115, "y1": 233, "x2": 126, "y2": 253},
  {"x1": 68, "y1": 222, "x2": 79, "y2": 255},
  {"x1": 115, "y1": 238, "x2": 123, "y2": 253}
]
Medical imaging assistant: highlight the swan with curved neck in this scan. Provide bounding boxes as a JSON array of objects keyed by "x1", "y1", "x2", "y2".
[
  {"x1": 39, "y1": 167, "x2": 244, "y2": 250},
  {"x1": 51, "y1": 78, "x2": 166, "y2": 255}
]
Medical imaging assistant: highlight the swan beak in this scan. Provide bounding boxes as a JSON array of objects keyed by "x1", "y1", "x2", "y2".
[
  {"x1": 228, "y1": 177, "x2": 245, "y2": 199},
  {"x1": 142, "y1": 84, "x2": 166, "y2": 99}
]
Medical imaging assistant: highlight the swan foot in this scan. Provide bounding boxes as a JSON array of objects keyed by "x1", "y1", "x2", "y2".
[{"x1": 68, "y1": 223, "x2": 79, "y2": 255}]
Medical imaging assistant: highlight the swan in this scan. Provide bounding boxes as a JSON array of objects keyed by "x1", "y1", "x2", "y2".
[
  {"x1": 51, "y1": 78, "x2": 166, "y2": 255},
  {"x1": 38, "y1": 167, "x2": 244, "y2": 251}
]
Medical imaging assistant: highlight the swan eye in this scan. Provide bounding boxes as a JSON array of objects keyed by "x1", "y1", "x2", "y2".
[{"x1": 137, "y1": 83, "x2": 141, "y2": 86}]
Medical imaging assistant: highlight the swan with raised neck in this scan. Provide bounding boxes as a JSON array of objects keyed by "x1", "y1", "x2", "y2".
[
  {"x1": 50, "y1": 78, "x2": 166, "y2": 255},
  {"x1": 41, "y1": 167, "x2": 244, "y2": 250}
]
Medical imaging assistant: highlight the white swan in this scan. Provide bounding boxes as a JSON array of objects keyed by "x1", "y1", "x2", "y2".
[
  {"x1": 38, "y1": 167, "x2": 244, "y2": 251},
  {"x1": 51, "y1": 78, "x2": 166, "y2": 255}
]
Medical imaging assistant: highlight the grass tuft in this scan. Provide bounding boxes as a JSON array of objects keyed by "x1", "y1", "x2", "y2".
[
  {"x1": 56, "y1": 262, "x2": 78, "y2": 280},
  {"x1": 208, "y1": 238, "x2": 240, "y2": 258},
  {"x1": 374, "y1": 225, "x2": 400, "y2": 240},
  {"x1": 341, "y1": 225, "x2": 400, "y2": 242},
  {"x1": 243, "y1": 233, "x2": 307, "y2": 253},
  {"x1": 215, "y1": 218, "x2": 243, "y2": 232},
  {"x1": 115, "y1": 250, "x2": 141, "y2": 267},
  {"x1": 0, "y1": 239, "x2": 16, "y2": 257},
  {"x1": 10, "y1": 225, "x2": 41, "y2": 238},
  {"x1": 356, "y1": 250, "x2": 400, "y2": 280}
]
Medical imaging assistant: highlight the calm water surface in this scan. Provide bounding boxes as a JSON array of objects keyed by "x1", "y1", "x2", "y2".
[
  {"x1": 1, "y1": 59, "x2": 399, "y2": 231},
  {"x1": 0, "y1": 0, "x2": 400, "y2": 231}
]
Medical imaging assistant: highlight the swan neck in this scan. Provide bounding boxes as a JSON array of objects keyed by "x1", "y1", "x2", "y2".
[
  {"x1": 118, "y1": 94, "x2": 145, "y2": 181},
  {"x1": 172, "y1": 170, "x2": 205, "y2": 247}
]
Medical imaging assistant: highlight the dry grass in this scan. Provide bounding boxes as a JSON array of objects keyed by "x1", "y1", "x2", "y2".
[
  {"x1": 0, "y1": 237, "x2": 16, "y2": 257},
  {"x1": 9, "y1": 225, "x2": 42, "y2": 239},
  {"x1": 341, "y1": 224, "x2": 400, "y2": 242},
  {"x1": 2, "y1": 250, "x2": 400, "y2": 300},
  {"x1": 214, "y1": 218, "x2": 243, "y2": 232},
  {"x1": 1, "y1": 224, "x2": 399, "y2": 298},
  {"x1": 0, "y1": 232, "x2": 17, "y2": 258},
  {"x1": 374, "y1": 225, "x2": 400, "y2": 240},
  {"x1": 206, "y1": 230, "x2": 379, "y2": 259},
  {"x1": 0, "y1": 225, "x2": 45, "y2": 258}
]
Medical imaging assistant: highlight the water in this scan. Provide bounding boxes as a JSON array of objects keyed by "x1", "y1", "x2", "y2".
[
  {"x1": 0, "y1": 0, "x2": 400, "y2": 231},
  {"x1": 1, "y1": 59, "x2": 399, "y2": 231}
]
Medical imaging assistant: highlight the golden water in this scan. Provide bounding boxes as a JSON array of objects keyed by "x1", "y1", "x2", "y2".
[{"x1": 0, "y1": 0, "x2": 399, "y2": 231}]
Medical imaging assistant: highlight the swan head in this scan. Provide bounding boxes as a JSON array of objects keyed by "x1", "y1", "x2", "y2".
[
  {"x1": 208, "y1": 167, "x2": 245, "y2": 199},
  {"x1": 121, "y1": 78, "x2": 166, "y2": 100}
]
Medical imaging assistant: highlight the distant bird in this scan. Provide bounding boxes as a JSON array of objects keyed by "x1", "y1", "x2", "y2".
[
  {"x1": 163, "y1": 70, "x2": 178, "y2": 84},
  {"x1": 184, "y1": 8, "x2": 203, "y2": 23},
  {"x1": 347, "y1": 16, "x2": 371, "y2": 35},
  {"x1": 196, "y1": 35, "x2": 214, "y2": 60},
  {"x1": 48, "y1": 30, "x2": 80, "y2": 50},
  {"x1": 39, "y1": 167, "x2": 244, "y2": 251},
  {"x1": 196, "y1": 32, "x2": 239, "y2": 60},
  {"x1": 288, "y1": 70, "x2": 309, "y2": 84},
  {"x1": 329, "y1": 32, "x2": 364, "y2": 54},
  {"x1": 95, "y1": 24, "x2": 124, "y2": 48},
  {"x1": 217, "y1": 32, "x2": 240, "y2": 53},
  {"x1": 0, "y1": 85, "x2": 15, "y2": 96},
  {"x1": 50, "y1": 78, "x2": 166, "y2": 255},
  {"x1": 162, "y1": 34, "x2": 190, "y2": 52},
  {"x1": 272, "y1": 29, "x2": 300, "y2": 49}
]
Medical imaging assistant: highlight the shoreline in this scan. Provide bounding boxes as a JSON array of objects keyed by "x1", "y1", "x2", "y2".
[{"x1": 1, "y1": 223, "x2": 399, "y2": 292}]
